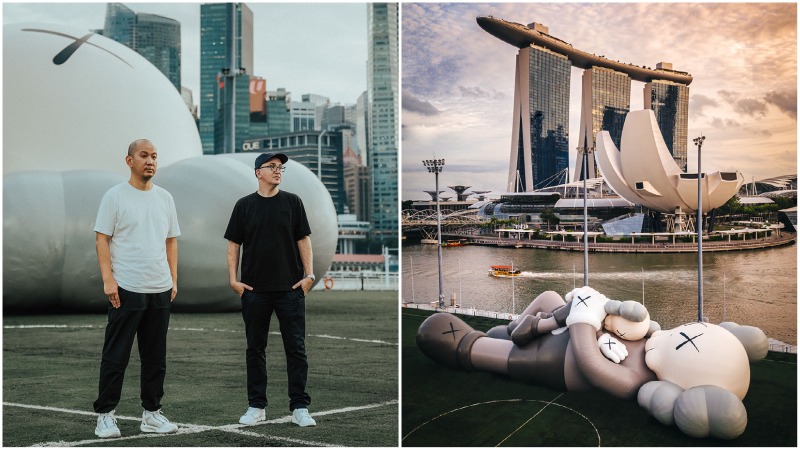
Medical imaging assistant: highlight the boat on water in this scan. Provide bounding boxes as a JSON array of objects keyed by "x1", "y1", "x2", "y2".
[
  {"x1": 441, "y1": 239, "x2": 467, "y2": 247},
  {"x1": 488, "y1": 265, "x2": 521, "y2": 277}
]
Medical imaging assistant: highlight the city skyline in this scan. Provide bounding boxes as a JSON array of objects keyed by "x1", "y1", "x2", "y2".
[
  {"x1": 2, "y1": 2, "x2": 367, "y2": 106},
  {"x1": 402, "y1": 3, "x2": 797, "y2": 200}
]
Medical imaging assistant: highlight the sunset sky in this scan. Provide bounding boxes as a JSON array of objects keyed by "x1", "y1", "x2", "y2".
[{"x1": 402, "y1": 3, "x2": 797, "y2": 200}]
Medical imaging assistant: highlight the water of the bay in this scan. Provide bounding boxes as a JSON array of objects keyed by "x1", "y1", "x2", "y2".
[{"x1": 402, "y1": 242, "x2": 797, "y2": 345}]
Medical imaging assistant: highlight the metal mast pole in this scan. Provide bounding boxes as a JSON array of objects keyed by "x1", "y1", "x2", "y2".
[
  {"x1": 582, "y1": 147, "x2": 590, "y2": 286},
  {"x1": 693, "y1": 135, "x2": 706, "y2": 322},
  {"x1": 423, "y1": 159, "x2": 446, "y2": 309}
]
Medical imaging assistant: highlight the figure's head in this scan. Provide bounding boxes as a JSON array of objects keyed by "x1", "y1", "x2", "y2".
[
  {"x1": 603, "y1": 300, "x2": 653, "y2": 341},
  {"x1": 645, "y1": 322, "x2": 751, "y2": 399}
]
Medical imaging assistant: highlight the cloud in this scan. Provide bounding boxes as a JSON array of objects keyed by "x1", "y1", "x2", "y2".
[
  {"x1": 458, "y1": 86, "x2": 505, "y2": 100},
  {"x1": 403, "y1": 91, "x2": 440, "y2": 116},
  {"x1": 734, "y1": 98, "x2": 768, "y2": 118},
  {"x1": 691, "y1": 94, "x2": 718, "y2": 117},
  {"x1": 765, "y1": 90, "x2": 798, "y2": 119},
  {"x1": 709, "y1": 117, "x2": 741, "y2": 129}
]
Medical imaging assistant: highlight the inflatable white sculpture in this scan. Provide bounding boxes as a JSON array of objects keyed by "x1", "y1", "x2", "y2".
[{"x1": 3, "y1": 23, "x2": 337, "y2": 312}]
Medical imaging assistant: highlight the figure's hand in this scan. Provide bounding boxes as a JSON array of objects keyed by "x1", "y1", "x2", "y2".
[
  {"x1": 292, "y1": 277, "x2": 313, "y2": 295},
  {"x1": 565, "y1": 286, "x2": 609, "y2": 330},
  {"x1": 230, "y1": 280, "x2": 253, "y2": 298},
  {"x1": 598, "y1": 333, "x2": 628, "y2": 363},
  {"x1": 104, "y1": 279, "x2": 120, "y2": 309}
]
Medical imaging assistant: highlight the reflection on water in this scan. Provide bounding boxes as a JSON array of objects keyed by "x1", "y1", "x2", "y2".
[{"x1": 402, "y1": 243, "x2": 797, "y2": 345}]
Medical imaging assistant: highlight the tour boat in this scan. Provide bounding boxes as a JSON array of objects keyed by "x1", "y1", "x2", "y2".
[{"x1": 488, "y1": 265, "x2": 521, "y2": 277}]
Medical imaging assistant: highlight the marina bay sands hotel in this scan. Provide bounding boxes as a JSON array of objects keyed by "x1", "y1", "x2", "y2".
[{"x1": 477, "y1": 16, "x2": 691, "y2": 191}]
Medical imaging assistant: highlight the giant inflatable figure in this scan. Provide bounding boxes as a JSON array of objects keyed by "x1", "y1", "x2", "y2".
[
  {"x1": 417, "y1": 287, "x2": 768, "y2": 440},
  {"x1": 3, "y1": 23, "x2": 337, "y2": 312}
]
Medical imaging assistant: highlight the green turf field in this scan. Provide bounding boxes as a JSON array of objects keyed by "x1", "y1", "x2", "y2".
[
  {"x1": 3, "y1": 291, "x2": 398, "y2": 447},
  {"x1": 402, "y1": 308, "x2": 797, "y2": 447}
]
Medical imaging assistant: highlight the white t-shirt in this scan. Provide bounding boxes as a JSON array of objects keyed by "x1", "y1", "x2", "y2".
[{"x1": 94, "y1": 182, "x2": 181, "y2": 293}]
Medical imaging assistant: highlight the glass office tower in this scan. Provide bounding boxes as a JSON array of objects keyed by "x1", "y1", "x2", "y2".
[
  {"x1": 645, "y1": 79, "x2": 689, "y2": 171},
  {"x1": 367, "y1": 3, "x2": 399, "y2": 249},
  {"x1": 508, "y1": 44, "x2": 571, "y2": 191},
  {"x1": 104, "y1": 3, "x2": 181, "y2": 91},
  {"x1": 576, "y1": 66, "x2": 631, "y2": 180},
  {"x1": 200, "y1": 3, "x2": 253, "y2": 154}
]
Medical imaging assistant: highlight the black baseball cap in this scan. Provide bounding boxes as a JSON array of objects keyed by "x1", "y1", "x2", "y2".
[{"x1": 254, "y1": 152, "x2": 288, "y2": 169}]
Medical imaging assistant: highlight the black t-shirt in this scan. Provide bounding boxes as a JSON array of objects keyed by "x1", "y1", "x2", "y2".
[{"x1": 224, "y1": 190, "x2": 312, "y2": 292}]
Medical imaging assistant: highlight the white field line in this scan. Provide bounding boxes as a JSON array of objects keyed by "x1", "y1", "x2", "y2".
[
  {"x1": 4, "y1": 324, "x2": 397, "y2": 346},
  {"x1": 401, "y1": 398, "x2": 600, "y2": 447},
  {"x1": 7, "y1": 399, "x2": 397, "y2": 447},
  {"x1": 495, "y1": 393, "x2": 563, "y2": 447}
]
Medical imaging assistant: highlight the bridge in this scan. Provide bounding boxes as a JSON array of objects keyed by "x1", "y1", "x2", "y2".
[{"x1": 402, "y1": 209, "x2": 487, "y2": 240}]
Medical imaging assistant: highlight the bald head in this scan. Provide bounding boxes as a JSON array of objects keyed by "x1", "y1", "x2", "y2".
[{"x1": 128, "y1": 139, "x2": 155, "y2": 157}]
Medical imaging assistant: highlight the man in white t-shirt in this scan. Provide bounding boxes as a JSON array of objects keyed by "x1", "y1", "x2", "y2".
[{"x1": 92, "y1": 139, "x2": 181, "y2": 439}]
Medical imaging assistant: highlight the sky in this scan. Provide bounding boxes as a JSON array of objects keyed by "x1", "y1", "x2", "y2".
[
  {"x1": 2, "y1": 2, "x2": 368, "y2": 106},
  {"x1": 402, "y1": 3, "x2": 798, "y2": 200}
]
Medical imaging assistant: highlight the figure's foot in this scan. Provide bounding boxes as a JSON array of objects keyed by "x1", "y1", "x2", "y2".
[
  {"x1": 511, "y1": 315, "x2": 545, "y2": 347},
  {"x1": 417, "y1": 313, "x2": 485, "y2": 370}
]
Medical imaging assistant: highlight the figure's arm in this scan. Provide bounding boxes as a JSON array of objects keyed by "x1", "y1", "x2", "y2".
[
  {"x1": 570, "y1": 323, "x2": 649, "y2": 399},
  {"x1": 291, "y1": 236, "x2": 313, "y2": 294},
  {"x1": 96, "y1": 232, "x2": 119, "y2": 308},
  {"x1": 166, "y1": 237, "x2": 178, "y2": 301},
  {"x1": 227, "y1": 240, "x2": 252, "y2": 297}
]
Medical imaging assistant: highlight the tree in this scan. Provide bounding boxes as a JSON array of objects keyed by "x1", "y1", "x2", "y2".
[{"x1": 539, "y1": 209, "x2": 560, "y2": 230}]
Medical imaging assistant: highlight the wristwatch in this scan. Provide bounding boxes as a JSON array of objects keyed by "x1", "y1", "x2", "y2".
[{"x1": 306, "y1": 274, "x2": 316, "y2": 281}]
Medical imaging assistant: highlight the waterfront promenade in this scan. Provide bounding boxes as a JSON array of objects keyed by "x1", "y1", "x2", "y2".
[{"x1": 441, "y1": 231, "x2": 796, "y2": 253}]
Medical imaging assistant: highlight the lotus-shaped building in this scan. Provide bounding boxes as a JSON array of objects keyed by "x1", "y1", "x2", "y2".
[{"x1": 595, "y1": 110, "x2": 744, "y2": 218}]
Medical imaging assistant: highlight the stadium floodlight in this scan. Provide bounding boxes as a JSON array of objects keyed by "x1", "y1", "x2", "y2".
[{"x1": 422, "y1": 158, "x2": 446, "y2": 309}]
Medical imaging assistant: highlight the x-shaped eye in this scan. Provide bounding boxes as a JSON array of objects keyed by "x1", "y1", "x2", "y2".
[
  {"x1": 675, "y1": 331, "x2": 703, "y2": 352},
  {"x1": 441, "y1": 322, "x2": 461, "y2": 341},
  {"x1": 576, "y1": 295, "x2": 591, "y2": 307}
]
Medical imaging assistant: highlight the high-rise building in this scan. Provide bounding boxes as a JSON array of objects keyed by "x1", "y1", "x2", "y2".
[
  {"x1": 249, "y1": 76, "x2": 268, "y2": 137},
  {"x1": 344, "y1": 164, "x2": 372, "y2": 223},
  {"x1": 477, "y1": 17, "x2": 693, "y2": 189},
  {"x1": 242, "y1": 130, "x2": 346, "y2": 214},
  {"x1": 104, "y1": 3, "x2": 181, "y2": 91},
  {"x1": 508, "y1": 42, "x2": 571, "y2": 191},
  {"x1": 367, "y1": 3, "x2": 399, "y2": 249},
  {"x1": 645, "y1": 69, "x2": 689, "y2": 171},
  {"x1": 200, "y1": 3, "x2": 253, "y2": 154},
  {"x1": 576, "y1": 66, "x2": 631, "y2": 180},
  {"x1": 266, "y1": 88, "x2": 291, "y2": 135}
]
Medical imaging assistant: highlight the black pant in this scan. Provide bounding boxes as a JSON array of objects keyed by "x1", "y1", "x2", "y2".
[
  {"x1": 93, "y1": 287, "x2": 171, "y2": 414},
  {"x1": 241, "y1": 290, "x2": 311, "y2": 411}
]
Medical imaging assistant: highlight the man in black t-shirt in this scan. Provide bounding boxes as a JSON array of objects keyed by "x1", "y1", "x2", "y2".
[{"x1": 224, "y1": 152, "x2": 317, "y2": 427}]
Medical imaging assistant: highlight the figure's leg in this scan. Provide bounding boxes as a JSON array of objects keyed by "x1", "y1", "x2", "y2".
[
  {"x1": 510, "y1": 291, "x2": 571, "y2": 346},
  {"x1": 500, "y1": 290, "x2": 565, "y2": 335},
  {"x1": 417, "y1": 312, "x2": 566, "y2": 390},
  {"x1": 417, "y1": 313, "x2": 486, "y2": 370}
]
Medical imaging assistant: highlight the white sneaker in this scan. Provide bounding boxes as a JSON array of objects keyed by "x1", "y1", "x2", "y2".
[
  {"x1": 291, "y1": 408, "x2": 316, "y2": 427},
  {"x1": 239, "y1": 406, "x2": 266, "y2": 425},
  {"x1": 140, "y1": 409, "x2": 178, "y2": 434},
  {"x1": 95, "y1": 410, "x2": 121, "y2": 438}
]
